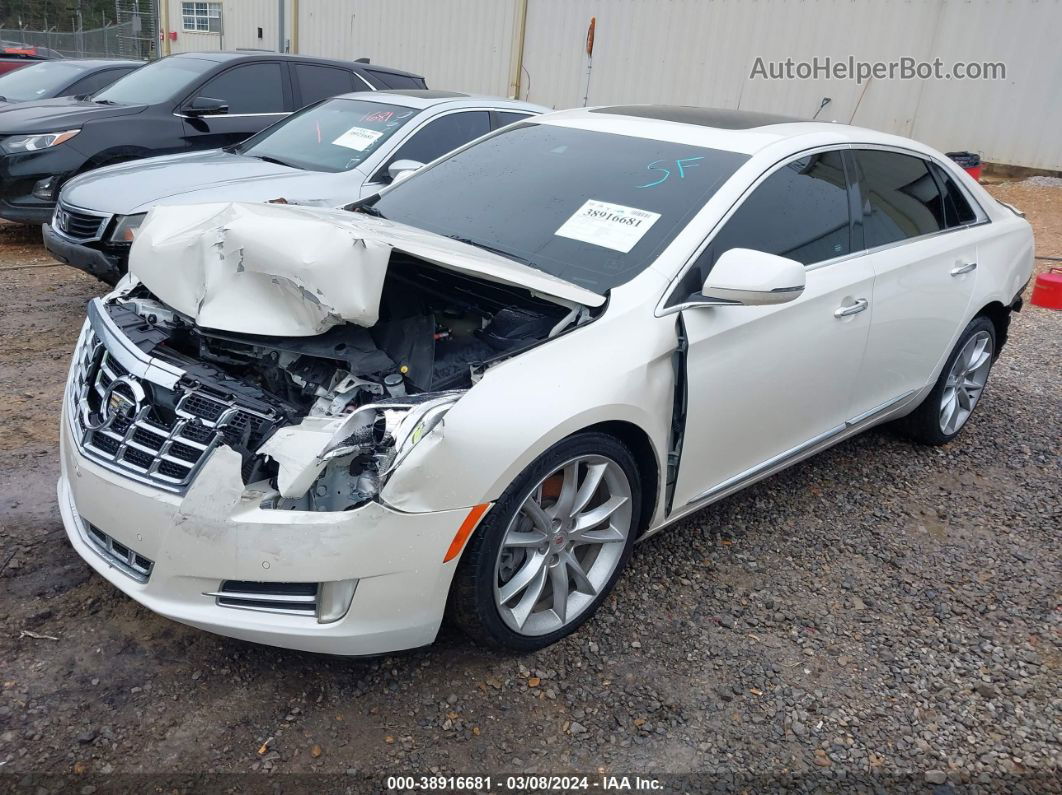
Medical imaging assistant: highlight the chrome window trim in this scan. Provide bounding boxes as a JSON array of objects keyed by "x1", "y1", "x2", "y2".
[
  {"x1": 353, "y1": 71, "x2": 375, "y2": 92},
  {"x1": 173, "y1": 111, "x2": 289, "y2": 119},
  {"x1": 655, "y1": 142, "x2": 992, "y2": 317}
]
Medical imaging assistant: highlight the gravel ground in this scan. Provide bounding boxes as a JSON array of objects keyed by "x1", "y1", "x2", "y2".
[{"x1": 0, "y1": 182, "x2": 1059, "y2": 792}]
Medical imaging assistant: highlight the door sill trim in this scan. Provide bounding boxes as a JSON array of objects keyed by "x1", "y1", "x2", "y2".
[
  {"x1": 683, "y1": 424, "x2": 846, "y2": 509},
  {"x1": 845, "y1": 390, "x2": 915, "y2": 427},
  {"x1": 680, "y1": 390, "x2": 918, "y2": 511}
]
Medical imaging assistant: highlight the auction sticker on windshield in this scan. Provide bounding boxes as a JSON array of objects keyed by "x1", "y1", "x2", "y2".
[
  {"x1": 555, "y1": 199, "x2": 661, "y2": 253},
  {"x1": 332, "y1": 126, "x2": 384, "y2": 151}
]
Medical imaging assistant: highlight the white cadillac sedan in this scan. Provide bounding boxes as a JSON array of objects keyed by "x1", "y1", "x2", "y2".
[{"x1": 57, "y1": 106, "x2": 1033, "y2": 654}]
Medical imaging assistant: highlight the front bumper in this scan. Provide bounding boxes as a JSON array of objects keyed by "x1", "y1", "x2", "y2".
[
  {"x1": 0, "y1": 148, "x2": 81, "y2": 223},
  {"x1": 58, "y1": 406, "x2": 475, "y2": 656},
  {"x1": 43, "y1": 223, "x2": 125, "y2": 284}
]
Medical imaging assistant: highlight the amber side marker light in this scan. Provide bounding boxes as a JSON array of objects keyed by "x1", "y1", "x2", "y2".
[{"x1": 443, "y1": 503, "x2": 492, "y2": 562}]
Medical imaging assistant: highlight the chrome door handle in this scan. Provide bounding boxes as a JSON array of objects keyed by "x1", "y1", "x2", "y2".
[
  {"x1": 834, "y1": 298, "x2": 869, "y2": 318},
  {"x1": 950, "y1": 261, "x2": 977, "y2": 276}
]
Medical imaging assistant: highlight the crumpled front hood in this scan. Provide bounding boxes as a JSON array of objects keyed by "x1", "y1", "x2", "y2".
[{"x1": 129, "y1": 202, "x2": 605, "y2": 337}]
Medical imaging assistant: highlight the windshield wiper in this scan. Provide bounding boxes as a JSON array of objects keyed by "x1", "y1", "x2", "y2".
[
  {"x1": 445, "y1": 235, "x2": 528, "y2": 264},
  {"x1": 94, "y1": 98, "x2": 119, "y2": 105},
  {"x1": 251, "y1": 154, "x2": 298, "y2": 169},
  {"x1": 353, "y1": 204, "x2": 386, "y2": 219}
]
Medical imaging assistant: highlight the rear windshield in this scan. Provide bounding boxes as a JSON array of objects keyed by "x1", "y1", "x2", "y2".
[
  {"x1": 237, "y1": 97, "x2": 418, "y2": 172},
  {"x1": 368, "y1": 123, "x2": 749, "y2": 293},
  {"x1": 0, "y1": 61, "x2": 86, "y2": 101},
  {"x1": 94, "y1": 56, "x2": 213, "y2": 105}
]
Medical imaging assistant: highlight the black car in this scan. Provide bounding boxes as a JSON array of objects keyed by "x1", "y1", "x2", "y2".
[
  {"x1": 0, "y1": 51, "x2": 426, "y2": 224},
  {"x1": 0, "y1": 59, "x2": 141, "y2": 110}
]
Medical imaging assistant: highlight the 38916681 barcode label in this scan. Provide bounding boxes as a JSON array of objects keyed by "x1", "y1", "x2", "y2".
[{"x1": 554, "y1": 199, "x2": 662, "y2": 253}]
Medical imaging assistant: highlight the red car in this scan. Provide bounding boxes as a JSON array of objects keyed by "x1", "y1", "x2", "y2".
[{"x1": 0, "y1": 43, "x2": 62, "y2": 76}]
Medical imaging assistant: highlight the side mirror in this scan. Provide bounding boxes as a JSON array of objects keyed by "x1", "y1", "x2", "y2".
[
  {"x1": 387, "y1": 159, "x2": 424, "y2": 183},
  {"x1": 183, "y1": 96, "x2": 229, "y2": 116},
  {"x1": 701, "y1": 248, "x2": 805, "y2": 306}
]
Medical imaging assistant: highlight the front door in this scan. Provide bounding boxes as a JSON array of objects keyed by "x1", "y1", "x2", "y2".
[
  {"x1": 179, "y1": 62, "x2": 290, "y2": 151},
  {"x1": 669, "y1": 149, "x2": 874, "y2": 509}
]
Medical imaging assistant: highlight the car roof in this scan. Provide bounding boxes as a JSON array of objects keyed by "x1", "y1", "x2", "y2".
[
  {"x1": 39, "y1": 58, "x2": 141, "y2": 71},
  {"x1": 589, "y1": 105, "x2": 803, "y2": 129},
  {"x1": 326, "y1": 90, "x2": 546, "y2": 113},
  {"x1": 536, "y1": 104, "x2": 939, "y2": 158},
  {"x1": 169, "y1": 50, "x2": 424, "y2": 79}
]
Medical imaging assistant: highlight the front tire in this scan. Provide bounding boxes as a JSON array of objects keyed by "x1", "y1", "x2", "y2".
[
  {"x1": 896, "y1": 316, "x2": 996, "y2": 445},
  {"x1": 448, "y1": 432, "x2": 641, "y2": 651}
]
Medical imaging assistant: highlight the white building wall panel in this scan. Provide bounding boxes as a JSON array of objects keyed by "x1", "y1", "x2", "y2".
[
  {"x1": 519, "y1": 0, "x2": 1062, "y2": 170},
  {"x1": 294, "y1": 0, "x2": 519, "y2": 95},
  {"x1": 159, "y1": 0, "x2": 1062, "y2": 170}
]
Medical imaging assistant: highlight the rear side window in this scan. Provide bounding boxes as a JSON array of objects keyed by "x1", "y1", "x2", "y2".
[
  {"x1": 853, "y1": 150, "x2": 945, "y2": 248},
  {"x1": 293, "y1": 63, "x2": 356, "y2": 106},
  {"x1": 67, "y1": 67, "x2": 134, "y2": 97},
  {"x1": 930, "y1": 162, "x2": 978, "y2": 227},
  {"x1": 363, "y1": 69, "x2": 426, "y2": 90},
  {"x1": 495, "y1": 111, "x2": 533, "y2": 128},
  {"x1": 378, "y1": 111, "x2": 490, "y2": 179},
  {"x1": 196, "y1": 62, "x2": 285, "y2": 113}
]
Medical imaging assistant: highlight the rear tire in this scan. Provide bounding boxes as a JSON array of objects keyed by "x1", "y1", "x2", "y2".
[
  {"x1": 448, "y1": 432, "x2": 641, "y2": 651},
  {"x1": 895, "y1": 316, "x2": 996, "y2": 445}
]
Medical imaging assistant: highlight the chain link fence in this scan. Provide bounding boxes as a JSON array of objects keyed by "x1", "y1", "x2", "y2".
[{"x1": 1, "y1": 2, "x2": 158, "y2": 60}]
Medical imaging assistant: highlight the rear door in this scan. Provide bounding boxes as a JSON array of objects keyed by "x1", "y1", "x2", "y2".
[
  {"x1": 845, "y1": 148, "x2": 982, "y2": 421},
  {"x1": 178, "y1": 61, "x2": 291, "y2": 150},
  {"x1": 291, "y1": 62, "x2": 358, "y2": 108}
]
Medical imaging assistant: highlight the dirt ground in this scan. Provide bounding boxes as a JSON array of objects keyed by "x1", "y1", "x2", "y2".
[{"x1": 0, "y1": 184, "x2": 1059, "y2": 792}]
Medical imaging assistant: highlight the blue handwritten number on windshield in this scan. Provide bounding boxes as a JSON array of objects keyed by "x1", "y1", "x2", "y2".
[{"x1": 637, "y1": 156, "x2": 705, "y2": 188}]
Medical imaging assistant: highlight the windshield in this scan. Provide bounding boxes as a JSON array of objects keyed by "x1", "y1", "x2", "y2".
[
  {"x1": 237, "y1": 97, "x2": 417, "y2": 172},
  {"x1": 369, "y1": 123, "x2": 749, "y2": 293},
  {"x1": 0, "y1": 61, "x2": 86, "y2": 101},
  {"x1": 93, "y1": 56, "x2": 213, "y2": 105}
]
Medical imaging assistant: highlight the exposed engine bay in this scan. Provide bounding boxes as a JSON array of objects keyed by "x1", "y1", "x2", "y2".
[{"x1": 105, "y1": 254, "x2": 585, "y2": 511}]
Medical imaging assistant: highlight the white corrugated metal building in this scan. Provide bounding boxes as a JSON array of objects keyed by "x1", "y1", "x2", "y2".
[{"x1": 160, "y1": 0, "x2": 1062, "y2": 170}]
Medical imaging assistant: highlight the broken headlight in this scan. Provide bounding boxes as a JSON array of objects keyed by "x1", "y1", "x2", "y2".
[
  {"x1": 325, "y1": 393, "x2": 463, "y2": 474},
  {"x1": 267, "y1": 392, "x2": 464, "y2": 512}
]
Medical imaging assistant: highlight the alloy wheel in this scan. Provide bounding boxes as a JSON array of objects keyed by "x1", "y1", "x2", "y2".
[
  {"x1": 493, "y1": 455, "x2": 633, "y2": 636},
  {"x1": 939, "y1": 330, "x2": 993, "y2": 435}
]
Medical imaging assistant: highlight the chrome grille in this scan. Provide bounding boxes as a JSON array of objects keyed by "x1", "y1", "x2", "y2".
[
  {"x1": 84, "y1": 521, "x2": 154, "y2": 583},
  {"x1": 209, "y1": 581, "x2": 319, "y2": 616},
  {"x1": 53, "y1": 202, "x2": 109, "y2": 242},
  {"x1": 68, "y1": 323, "x2": 280, "y2": 494}
]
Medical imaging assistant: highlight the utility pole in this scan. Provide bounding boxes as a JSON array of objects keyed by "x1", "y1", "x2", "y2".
[
  {"x1": 75, "y1": 0, "x2": 84, "y2": 57},
  {"x1": 277, "y1": 0, "x2": 285, "y2": 52}
]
